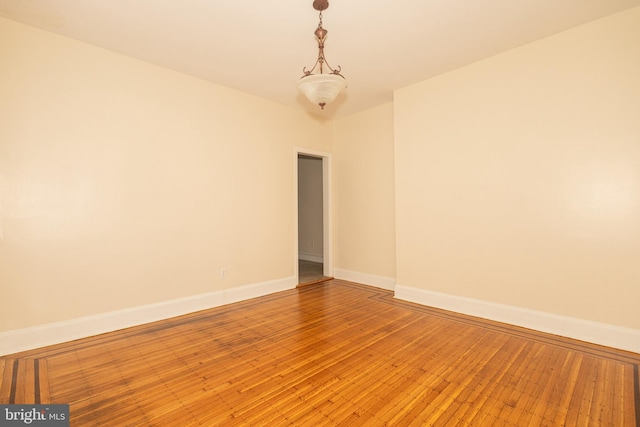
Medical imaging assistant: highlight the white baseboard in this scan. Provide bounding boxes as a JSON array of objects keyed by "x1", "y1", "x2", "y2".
[
  {"x1": 298, "y1": 252, "x2": 323, "y2": 263},
  {"x1": 5, "y1": 278, "x2": 637, "y2": 356},
  {"x1": 333, "y1": 268, "x2": 396, "y2": 291},
  {"x1": 0, "y1": 276, "x2": 297, "y2": 356},
  {"x1": 394, "y1": 285, "x2": 640, "y2": 354}
]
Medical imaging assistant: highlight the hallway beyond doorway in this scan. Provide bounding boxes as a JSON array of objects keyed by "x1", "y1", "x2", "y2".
[{"x1": 298, "y1": 259, "x2": 331, "y2": 286}]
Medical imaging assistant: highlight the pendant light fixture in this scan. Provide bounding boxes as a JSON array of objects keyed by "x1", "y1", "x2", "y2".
[{"x1": 298, "y1": 0, "x2": 346, "y2": 110}]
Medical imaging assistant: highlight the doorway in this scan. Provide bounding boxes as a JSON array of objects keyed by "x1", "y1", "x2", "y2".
[{"x1": 295, "y1": 148, "x2": 332, "y2": 285}]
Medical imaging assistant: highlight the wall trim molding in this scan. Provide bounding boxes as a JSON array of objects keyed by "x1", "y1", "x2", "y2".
[
  {"x1": 333, "y1": 269, "x2": 396, "y2": 291},
  {"x1": 5, "y1": 278, "x2": 636, "y2": 356},
  {"x1": 0, "y1": 276, "x2": 297, "y2": 356},
  {"x1": 298, "y1": 252, "x2": 324, "y2": 263},
  {"x1": 394, "y1": 284, "x2": 640, "y2": 354}
]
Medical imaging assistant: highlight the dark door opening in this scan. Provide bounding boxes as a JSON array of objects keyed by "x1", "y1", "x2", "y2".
[{"x1": 297, "y1": 154, "x2": 330, "y2": 285}]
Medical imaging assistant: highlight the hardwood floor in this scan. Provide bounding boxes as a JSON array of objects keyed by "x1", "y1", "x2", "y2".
[{"x1": 1, "y1": 280, "x2": 639, "y2": 426}]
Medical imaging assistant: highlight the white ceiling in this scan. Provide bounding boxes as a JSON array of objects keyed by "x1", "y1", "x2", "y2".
[{"x1": 1, "y1": 0, "x2": 638, "y2": 117}]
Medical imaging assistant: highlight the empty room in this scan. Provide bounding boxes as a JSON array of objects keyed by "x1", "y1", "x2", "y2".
[{"x1": 1, "y1": 0, "x2": 639, "y2": 425}]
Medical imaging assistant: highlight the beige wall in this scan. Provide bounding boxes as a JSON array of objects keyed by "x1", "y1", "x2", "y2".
[
  {"x1": 394, "y1": 8, "x2": 640, "y2": 329},
  {"x1": 0, "y1": 17, "x2": 331, "y2": 331},
  {"x1": 3, "y1": 7, "x2": 639, "y2": 341},
  {"x1": 333, "y1": 103, "x2": 396, "y2": 279},
  {"x1": 297, "y1": 156, "x2": 324, "y2": 260}
]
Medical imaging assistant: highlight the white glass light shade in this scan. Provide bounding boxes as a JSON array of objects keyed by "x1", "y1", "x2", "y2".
[{"x1": 298, "y1": 73, "x2": 347, "y2": 109}]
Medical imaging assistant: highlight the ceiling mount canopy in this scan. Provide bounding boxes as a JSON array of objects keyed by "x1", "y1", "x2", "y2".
[{"x1": 298, "y1": 0, "x2": 346, "y2": 110}]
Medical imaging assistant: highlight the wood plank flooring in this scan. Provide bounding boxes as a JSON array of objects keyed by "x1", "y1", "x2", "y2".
[{"x1": 1, "y1": 280, "x2": 639, "y2": 426}]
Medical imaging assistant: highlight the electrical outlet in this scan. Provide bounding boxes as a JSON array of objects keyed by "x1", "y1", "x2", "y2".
[{"x1": 220, "y1": 268, "x2": 226, "y2": 279}]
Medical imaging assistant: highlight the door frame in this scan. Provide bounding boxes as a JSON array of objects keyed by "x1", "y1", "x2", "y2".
[{"x1": 294, "y1": 147, "x2": 333, "y2": 280}]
